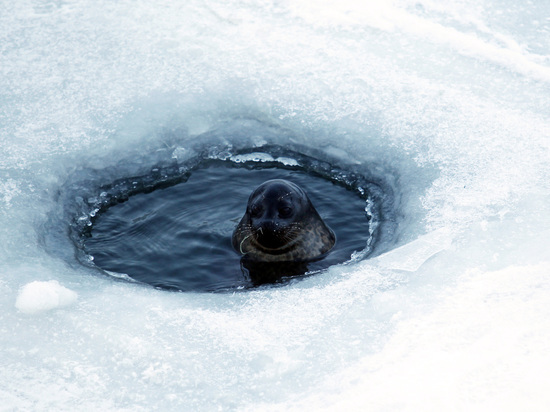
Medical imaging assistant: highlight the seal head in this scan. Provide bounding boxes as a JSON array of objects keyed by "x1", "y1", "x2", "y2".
[{"x1": 232, "y1": 179, "x2": 336, "y2": 262}]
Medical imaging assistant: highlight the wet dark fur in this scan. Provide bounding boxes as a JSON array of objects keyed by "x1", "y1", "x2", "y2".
[{"x1": 232, "y1": 179, "x2": 336, "y2": 263}]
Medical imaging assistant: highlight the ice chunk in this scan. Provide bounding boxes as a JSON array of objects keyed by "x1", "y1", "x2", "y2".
[
  {"x1": 274, "y1": 157, "x2": 299, "y2": 166},
  {"x1": 230, "y1": 152, "x2": 275, "y2": 163},
  {"x1": 15, "y1": 280, "x2": 78, "y2": 314}
]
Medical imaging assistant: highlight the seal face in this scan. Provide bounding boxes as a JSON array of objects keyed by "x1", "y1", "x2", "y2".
[{"x1": 232, "y1": 179, "x2": 336, "y2": 262}]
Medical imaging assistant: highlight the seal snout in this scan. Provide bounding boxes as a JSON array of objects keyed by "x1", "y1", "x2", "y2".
[{"x1": 255, "y1": 221, "x2": 287, "y2": 249}]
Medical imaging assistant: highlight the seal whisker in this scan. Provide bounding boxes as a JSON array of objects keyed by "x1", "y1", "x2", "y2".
[{"x1": 239, "y1": 234, "x2": 252, "y2": 255}]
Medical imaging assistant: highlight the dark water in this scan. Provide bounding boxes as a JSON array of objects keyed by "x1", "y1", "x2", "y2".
[{"x1": 83, "y1": 164, "x2": 371, "y2": 291}]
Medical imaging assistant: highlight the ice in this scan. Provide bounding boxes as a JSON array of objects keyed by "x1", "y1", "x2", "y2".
[
  {"x1": 373, "y1": 227, "x2": 454, "y2": 272},
  {"x1": 1, "y1": 0, "x2": 549, "y2": 410},
  {"x1": 229, "y1": 152, "x2": 300, "y2": 166},
  {"x1": 15, "y1": 280, "x2": 78, "y2": 314},
  {"x1": 262, "y1": 263, "x2": 550, "y2": 411},
  {"x1": 230, "y1": 152, "x2": 275, "y2": 163}
]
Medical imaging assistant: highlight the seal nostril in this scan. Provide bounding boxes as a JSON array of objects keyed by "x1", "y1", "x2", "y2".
[{"x1": 260, "y1": 221, "x2": 277, "y2": 231}]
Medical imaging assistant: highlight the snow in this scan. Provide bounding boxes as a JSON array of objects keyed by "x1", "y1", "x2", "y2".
[{"x1": 262, "y1": 263, "x2": 550, "y2": 411}]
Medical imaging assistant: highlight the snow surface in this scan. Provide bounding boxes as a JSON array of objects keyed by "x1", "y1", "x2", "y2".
[{"x1": 1, "y1": 0, "x2": 549, "y2": 410}]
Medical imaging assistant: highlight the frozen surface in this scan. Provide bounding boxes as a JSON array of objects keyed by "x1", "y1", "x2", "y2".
[
  {"x1": 373, "y1": 228, "x2": 453, "y2": 272},
  {"x1": 1, "y1": 0, "x2": 549, "y2": 410}
]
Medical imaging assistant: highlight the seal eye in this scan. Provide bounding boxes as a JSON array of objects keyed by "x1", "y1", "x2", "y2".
[
  {"x1": 250, "y1": 204, "x2": 263, "y2": 218},
  {"x1": 278, "y1": 206, "x2": 293, "y2": 218}
]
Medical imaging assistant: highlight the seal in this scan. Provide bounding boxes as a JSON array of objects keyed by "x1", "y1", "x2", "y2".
[{"x1": 232, "y1": 179, "x2": 336, "y2": 263}]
